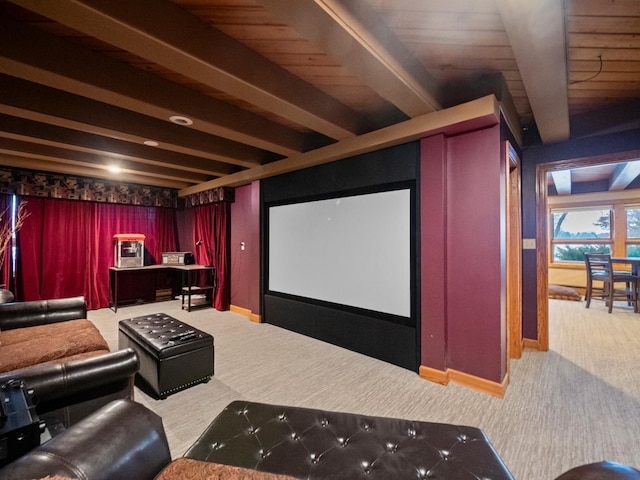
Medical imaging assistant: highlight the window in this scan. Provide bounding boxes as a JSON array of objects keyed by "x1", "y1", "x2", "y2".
[
  {"x1": 550, "y1": 206, "x2": 612, "y2": 262},
  {"x1": 626, "y1": 206, "x2": 640, "y2": 257}
]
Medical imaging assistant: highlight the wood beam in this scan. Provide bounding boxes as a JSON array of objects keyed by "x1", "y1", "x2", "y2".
[
  {"x1": 9, "y1": 0, "x2": 371, "y2": 140},
  {"x1": 0, "y1": 115, "x2": 235, "y2": 177},
  {"x1": 0, "y1": 75, "x2": 275, "y2": 169},
  {"x1": 0, "y1": 153, "x2": 193, "y2": 189},
  {"x1": 0, "y1": 16, "x2": 312, "y2": 156},
  {"x1": 0, "y1": 138, "x2": 211, "y2": 185},
  {"x1": 259, "y1": 0, "x2": 440, "y2": 117},
  {"x1": 180, "y1": 95, "x2": 500, "y2": 195},
  {"x1": 496, "y1": 0, "x2": 569, "y2": 143},
  {"x1": 610, "y1": 161, "x2": 640, "y2": 191},
  {"x1": 550, "y1": 170, "x2": 572, "y2": 195}
]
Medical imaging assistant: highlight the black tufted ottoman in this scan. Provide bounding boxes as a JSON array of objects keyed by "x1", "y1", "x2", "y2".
[
  {"x1": 118, "y1": 313, "x2": 214, "y2": 399},
  {"x1": 183, "y1": 400, "x2": 515, "y2": 479}
]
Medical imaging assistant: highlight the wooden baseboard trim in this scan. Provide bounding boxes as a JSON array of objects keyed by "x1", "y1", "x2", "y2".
[
  {"x1": 419, "y1": 365, "x2": 508, "y2": 398},
  {"x1": 448, "y1": 369, "x2": 508, "y2": 398},
  {"x1": 522, "y1": 338, "x2": 540, "y2": 350},
  {"x1": 230, "y1": 305, "x2": 262, "y2": 323},
  {"x1": 419, "y1": 365, "x2": 449, "y2": 385}
]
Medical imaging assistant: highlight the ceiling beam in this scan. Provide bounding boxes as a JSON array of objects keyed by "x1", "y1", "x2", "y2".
[
  {"x1": 0, "y1": 114, "x2": 237, "y2": 177},
  {"x1": 0, "y1": 138, "x2": 211, "y2": 185},
  {"x1": 9, "y1": 0, "x2": 372, "y2": 140},
  {"x1": 259, "y1": 0, "x2": 440, "y2": 118},
  {"x1": 0, "y1": 16, "x2": 315, "y2": 157},
  {"x1": 550, "y1": 170, "x2": 572, "y2": 195},
  {"x1": 496, "y1": 0, "x2": 569, "y2": 143},
  {"x1": 0, "y1": 153, "x2": 192, "y2": 189},
  {"x1": 180, "y1": 95, "x2": 500, "y2": 194},
  {"x1": 0, "y1": 75, "x2": 276, "y2": 169},
  {"x1": 610, "y1": 161, "x2": 640, "y2": 191}
]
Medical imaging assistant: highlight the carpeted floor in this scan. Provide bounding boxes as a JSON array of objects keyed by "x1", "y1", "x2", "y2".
[{"x1": 88, "y1": 297, "x2": 640, "y2": 480}]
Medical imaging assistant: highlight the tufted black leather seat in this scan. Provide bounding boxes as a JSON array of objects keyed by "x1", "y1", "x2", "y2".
[
  {"x1": 185, "y1": 400, "x2": 515, "y2": 479},
  {"x1": 555, "y1": 461, "x2": 640, "y2": 479},
  {"x1": 118, "y1": 313, "x2": 214, "y2": 398}
]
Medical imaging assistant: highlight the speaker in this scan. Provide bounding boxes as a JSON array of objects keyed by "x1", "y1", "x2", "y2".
[
  {"x1": 0, "y1": 379, "x2": 43, "y2": 467},
  {"x1": 184, "y1": 252, "x2": 195, "y2": 265}
]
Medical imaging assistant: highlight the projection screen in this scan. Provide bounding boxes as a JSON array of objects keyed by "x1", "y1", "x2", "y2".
[{"x1": 268, "y1": 188, "x2": 411, "y2": 317}]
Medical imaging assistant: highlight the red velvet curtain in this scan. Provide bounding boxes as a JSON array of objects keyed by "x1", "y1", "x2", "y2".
[
  {"x1": 192, "y1": 202, "x2": 230, "y2": 310},
  {"x1": 0, "y1": 194, "x2": 11, "y2": 290},
  {"x1": 15, "y1": 197, "x2": 177, "y2": 310}
]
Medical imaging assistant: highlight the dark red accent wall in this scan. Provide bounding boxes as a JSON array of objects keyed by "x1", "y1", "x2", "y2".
[
  {"x1": 421, "y1": 125, "x2": 506, "y2": 383},
  {"x1": 420, "y1": 134, "x2": 447, "y2": 370},
  {"x1": 230, "y1": 181, "x2": 261, "y2": 314}
]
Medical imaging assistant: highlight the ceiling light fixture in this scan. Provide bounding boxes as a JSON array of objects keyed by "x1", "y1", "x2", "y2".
[
  {"x1": 108, "y1": 165, "x2": 122, "y2": 173},
  {"x1": 169, "y1": 115, "x2": 193, "y2": 126},
  {"x1": 143, "y1": 140, "x2": 159, "y2": 147}
]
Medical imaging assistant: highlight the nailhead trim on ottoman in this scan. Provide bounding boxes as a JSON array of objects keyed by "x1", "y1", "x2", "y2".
[{"x1": 118, "y1": 313, "x2": 214, "y2": 399}]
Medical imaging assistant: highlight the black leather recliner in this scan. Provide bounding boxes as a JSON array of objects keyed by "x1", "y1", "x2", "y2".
[
  {"x1": 0, "y1": 296, "x2": 139, "y2": 429},
  {"x1": 1, "y1": 399, "x2": 638, "y2": 479},
  {"x1": 0, "y1": 399, "x2": 171, "y2": 480},
  {"x1": 0, "y1": 348, "x2": 139, "y2": 432}
]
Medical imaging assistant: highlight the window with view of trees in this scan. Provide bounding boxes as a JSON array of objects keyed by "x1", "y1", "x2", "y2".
[
  {"x1": 625, "y1": 206, "x2": 640, "y2": 257},
  {"x1": 550, "y1": 207, "x2": 612, "y2": 262},
  {"x1": 551, "y1": 202, "x2": 640, "y2": 263}
]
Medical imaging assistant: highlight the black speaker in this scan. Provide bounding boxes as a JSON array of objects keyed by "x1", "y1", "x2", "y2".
[
  {"x1": 184, "y1": 252, "x2": 195, "y2": 265},
  {"x1": 0, "y1": 380, "x2": 43, "y2": 467}
]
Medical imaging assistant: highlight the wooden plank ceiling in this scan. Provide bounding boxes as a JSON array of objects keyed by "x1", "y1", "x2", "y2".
[{"x1": 0, "y1": 0, "x2": 638, "y2": 195}]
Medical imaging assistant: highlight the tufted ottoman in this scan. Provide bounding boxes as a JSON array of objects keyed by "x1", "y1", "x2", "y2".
[
  {"x1": 118, "y1": 313, "x2": 213, "y2": 399},
  {"x1": 182, "y1": 400, "x2": 515, "y2": 479}
]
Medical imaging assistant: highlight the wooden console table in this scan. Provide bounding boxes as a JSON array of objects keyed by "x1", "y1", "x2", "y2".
[{"x1": 109, "y1": 264, "x2": 215, "y2": 312}]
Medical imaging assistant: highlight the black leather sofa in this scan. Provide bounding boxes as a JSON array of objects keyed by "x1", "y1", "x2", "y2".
[
  {"x1": 0, "y1": 295, "x2": 88, "y2": 330},
  {"x1": 0, "y1": 349, "x2": 138, "y2": 433},
  {"x1": 1, "y1": 399, "x2": 639, "y2": 480},
  {"x1": 0, "y1": 400, "x2": 516, "y2": 480},
  {"x1": 0, "y1": 296, "x2": 139, "y2": 430},
  {"x1": 0, "y1": 399, "x2": 171, "y2": 480},
  {"x1": 183, "y1": 400, "x2": 515, "y2": 479}
]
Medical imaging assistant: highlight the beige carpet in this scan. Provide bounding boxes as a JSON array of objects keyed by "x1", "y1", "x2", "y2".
[{"x1": 89, "y1": 297, "x2": 640, "y2": 480}]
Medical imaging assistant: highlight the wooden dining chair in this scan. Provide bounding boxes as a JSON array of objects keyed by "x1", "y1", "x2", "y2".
[{"x1": 584, "y1": 253, "x2": 638, "y2": 313}]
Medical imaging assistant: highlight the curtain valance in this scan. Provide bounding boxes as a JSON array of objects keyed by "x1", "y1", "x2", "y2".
[
  {"x1": 184, "y1": 187, "x2": 234, "y2": 206},
  {"x1": 0, "y1": 167, "x2": 178, "y2": 208}
]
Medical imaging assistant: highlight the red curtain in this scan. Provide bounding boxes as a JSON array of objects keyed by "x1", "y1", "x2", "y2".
[
  {"x1": 192, "y1": 202, "x2": 230, "y2": 310},
  {"x1": 15, "y1": 197, "x2": 177, "y2": 310},
  {"x1": 0, "y1": 194, "x2": 11, "y2": 290}
]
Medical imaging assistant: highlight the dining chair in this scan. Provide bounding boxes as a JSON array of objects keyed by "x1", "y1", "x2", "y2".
[{"x1": 584, "y1": 253, "x2": 638, "y2": 313}]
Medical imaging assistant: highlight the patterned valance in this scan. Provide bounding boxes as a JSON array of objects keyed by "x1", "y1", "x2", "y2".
[
  {"x1": 0, "y1": 167, "x2": 178, "y2": 208},
  {"x1": 184, "y1": 187, "x2": 234, "y2": 206}
]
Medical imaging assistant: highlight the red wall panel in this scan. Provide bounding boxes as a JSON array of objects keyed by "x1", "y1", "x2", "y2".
[
  {"x1": 446, "y1": 125, "x2": 504, "y2": 381},
  {"x1": 420, "y1": 125, "x2": 506, "y2": 384},
  {"x1": 420, "y1": 134, "x2": 447, "y2": 370},
  {"x1": 230, "y1": 181, "x2": 261, "y2": 314}
]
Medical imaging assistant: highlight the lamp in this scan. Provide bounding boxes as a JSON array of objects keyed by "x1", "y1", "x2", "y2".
[{"x1": 195, "y1": 240, "x2": 213, "y2": 267}]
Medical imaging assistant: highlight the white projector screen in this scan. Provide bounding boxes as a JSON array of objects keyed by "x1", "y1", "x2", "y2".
[{"x1": 268, "y1": 189, "x2": 411, "y2": 317}]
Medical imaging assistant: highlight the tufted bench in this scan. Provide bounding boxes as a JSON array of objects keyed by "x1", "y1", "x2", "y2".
[
  {"x1": 180, "y1": 400, "x2": 515, "y2": 479},
  {"x1": 118, "y1": 313, "x2": 213, "y2": 399}
]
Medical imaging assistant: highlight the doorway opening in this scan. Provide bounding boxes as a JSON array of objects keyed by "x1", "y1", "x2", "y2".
[{"x1": 535, "y1": 149, "x2": 640, "y2": 350}]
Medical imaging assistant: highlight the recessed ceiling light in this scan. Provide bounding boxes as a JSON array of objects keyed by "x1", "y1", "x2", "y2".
[
  {"x1": 169, "y1": 115, "x2": 193, "y2": 126},
  {"x1": 143, "y1": 140, "x2": 159, "y2": 146},
  {"x1": 108, "y1": 165, "x2": 122, "y2": 173}
]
